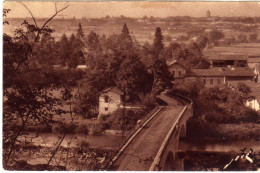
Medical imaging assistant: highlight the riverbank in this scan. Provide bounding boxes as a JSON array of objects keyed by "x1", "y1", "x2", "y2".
[
  {"x1": 187, "y1": 120, "x2": 260, "y2": 141},
  {"x1": 184, "y1": 151, "x2": 231, "y2": 171},
  {"x1": 214, "y1": 123, "x2": 259, "y2": 141},
  {"x1": 182, "y1": 122, "x2": 260, "y2": 171},
  {"x1": 6, "y1": 143, "x2": 116, "y2": 171}
]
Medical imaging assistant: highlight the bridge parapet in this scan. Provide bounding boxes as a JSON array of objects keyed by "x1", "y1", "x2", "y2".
[
  {"x1": 104, "y1": 93, "x2": 193, "y2": 171},
  {"x1": 149, "y1": 93, "x2": 193, "y2": 171}
]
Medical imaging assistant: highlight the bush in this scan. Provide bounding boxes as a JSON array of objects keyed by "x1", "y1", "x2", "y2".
[
  {"x1": 75, "y1": 124, "x2": 89, "y2": 134},
  {"x1": 25, "y1": 125, "x2": 52, "y2": 133},
  {"x1": 52, "y1": 122, "x2": 77, "y2": 134},
  {"x1": 92, "y1": 125, "x2": 103, "y2": 136},
  {"x1": 186, "y1": 118, "x2": 219, "y2": 138},
  {"x1": 244, "y1": 108, "x2": 259, "y2": 122},
  {"x1": 77, "y1": 140, "x2": 90, "y2": 153}
]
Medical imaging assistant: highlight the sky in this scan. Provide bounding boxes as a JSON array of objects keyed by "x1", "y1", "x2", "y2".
[{"x1": 3, "y1": 1, "x2": 260, "y2": 19}]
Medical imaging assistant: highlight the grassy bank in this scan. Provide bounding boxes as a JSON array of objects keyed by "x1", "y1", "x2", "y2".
[
  {"x1": 5, "y1": 143, "x2": 116, "y2": 171},
  {"x1": 187, "y1": 119, "x2": 260, "y2": 141}
]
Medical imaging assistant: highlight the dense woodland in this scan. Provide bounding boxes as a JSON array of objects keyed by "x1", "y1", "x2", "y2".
[{"x1": 3, "y1": 7, "x2": 259, "y2": 170}]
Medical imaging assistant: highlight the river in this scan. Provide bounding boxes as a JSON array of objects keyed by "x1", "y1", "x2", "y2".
[{"x1": 179, "y1": 138, "x2": 260, "y2": 153}]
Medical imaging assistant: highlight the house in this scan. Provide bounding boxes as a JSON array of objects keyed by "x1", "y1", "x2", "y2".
[
  {"x1": 203, "y1": 43, "x2": 260, "y2": 67},
  {"x1": 245, "y1": 81, "x2": 260, "y2": 111},
  {"x1": 98, "y1": 87, "x2": 124, "y2": 118},
  {"x1": 76, "y1": 65, "x2": 88, "y2": 70},
  {"x1": 246, "y1": 99, "x2": 260, "y2": 111},
  {"x1": 167, "y1": 60, "x2": 186, "y2": 80},
  {"x1": 248, "y1": 56, "x2": 260, "y2": 83},
  {"x1": 227, "y1": 81, "x2": 260, "y2": 111},
  {"x1": 206, "y1": 53, "x2": 248, "y2": 67},
  {"x1": 188, "y1": 67, "x2": 255, "y2": 87}
]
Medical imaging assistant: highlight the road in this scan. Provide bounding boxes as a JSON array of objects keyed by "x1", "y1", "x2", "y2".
[{"x1": 111, "y1": 94, "x2": 185, "y2": 171}]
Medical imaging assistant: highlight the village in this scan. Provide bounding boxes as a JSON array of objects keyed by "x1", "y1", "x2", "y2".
[{"x1": 3, "y1": 2, "x2": 260, "y2": 171}]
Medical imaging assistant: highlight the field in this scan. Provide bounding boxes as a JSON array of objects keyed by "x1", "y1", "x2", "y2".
[{"x1": 4, "y1": 18, "x2": 260, "y2": 46}]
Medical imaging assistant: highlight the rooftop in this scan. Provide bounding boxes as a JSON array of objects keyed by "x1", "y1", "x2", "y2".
[
  {"x1": 204, "y1": 43, "x2": 260, "y2": 61},
  {"x1": 189, "y1": 67, "x2": 255, "y2": 77},
  {"x1": 101, "y1": 87, "x2": 124, "y2": 95}
]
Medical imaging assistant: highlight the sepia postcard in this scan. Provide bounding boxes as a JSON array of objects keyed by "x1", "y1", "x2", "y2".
[{"x1": 2, "y1": 1, "x2": 260, "y2": 171}]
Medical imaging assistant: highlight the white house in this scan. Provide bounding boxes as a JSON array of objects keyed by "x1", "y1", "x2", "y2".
[
  {"x1": 243, "y1": 81, "x2": 260, "y2": 111},
  {"x1": 246, "y1": 99, "x2": 260, "y2": 111},
  {"x1": 98, "y1": 87, "x2": 124, "y2": 118},
  {"x1": 76, "y1": 65, "x2": 88, "y2": 70}
]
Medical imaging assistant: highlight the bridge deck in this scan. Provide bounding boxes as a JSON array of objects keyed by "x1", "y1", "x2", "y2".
[{"x1": 111, "y1": 94, "x2": 185, "y2": 171}]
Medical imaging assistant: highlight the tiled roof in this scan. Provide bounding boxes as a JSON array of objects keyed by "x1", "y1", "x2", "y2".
[
  {"x1": 248, "y1": 57, "x2": 260, "y2": 63},
  {"x1": 205, "y1": 53, "x2": 248, "y2": 61},
  {"x1": 102, "y1": 87, "x2": 124, "y2": 95},
  {"x1": 204, "y1": 43, "x2": 260, "y2": 61},
  {"x1": 189, "y1": 67, "x2": 255, "y2": 77},
  {"x1": 167, "y1": 60, "x2": 186, "y2": 68}
]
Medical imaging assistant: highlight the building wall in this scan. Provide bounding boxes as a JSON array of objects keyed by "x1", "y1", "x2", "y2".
[
  {"x1": 99, "y1": 91, "x2": 122, "y2": 116},
  {"x1": 203, "y1": 76, "x2": 225, "y2": 87},
  {"x1": 168, "y1": 64, "x2": 186, "y2": 79},
  {"x1": 189, "y1": 76, "x2": 225, "y2": 87},
  {"x1": 246, "y1": 99, "x2": 260, "y2": 111},
  {"x1": 226, "y1": 76, "x2": 254, "y2": 82}
]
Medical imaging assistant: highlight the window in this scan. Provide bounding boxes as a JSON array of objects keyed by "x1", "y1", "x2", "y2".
[
  {"x1": 104, "y1": 96, "x2": 109, "y2": 103},
  {"x1": 217, "y1": 79, "x2": 221, "y2": 85},
  {"x1": 105, "y1": 107, "x2": 108, "y2": 111},
  {"x1": 210, "y1": 79, "x2": 213, "y2": 85},
  {"x1": 178, "y1": 71, "x2": 182, "y2": 76},
  {"x1": 172, "y1": 70, "x2": 176, "y2": 77},
  {"x1": 203, "y1": 79, "x2": 206, "y2": 85}
]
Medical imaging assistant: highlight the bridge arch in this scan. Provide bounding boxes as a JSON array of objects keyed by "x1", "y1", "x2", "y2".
[
  {"x1": 163, "y1": 151, "x2": 175, "y2": 171},
  {"x1": 179, "y1": 124, "x2": 186, "y2": 138}
]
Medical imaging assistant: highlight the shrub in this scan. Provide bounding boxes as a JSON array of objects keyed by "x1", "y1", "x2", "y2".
[
  {"x1": 244, "y1": 108, "x2": 259, "y2": 122},
  {"x1": 91, "y1": 125, "x2": 103, "y2": 136},
  {"x1": 75, "y1": 124, "x2": 89, "y2": 134},
  {"x1": 52, "y1": 122, "x2": 77, "y2": 134},
  {"x1": 186, "y1": 118, "x2": 219, "y2": 137}
]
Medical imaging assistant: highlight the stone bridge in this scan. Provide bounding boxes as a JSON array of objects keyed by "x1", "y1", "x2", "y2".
[{"x1": 105, "y1": 93, "x2": 193, "y2": 171}]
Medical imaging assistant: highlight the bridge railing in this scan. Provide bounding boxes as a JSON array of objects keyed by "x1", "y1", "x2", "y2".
[
  {"x1": 149, "y1": 93, "x2": 193, "y2": 171},
  {"x1": 165, "y1": 92, "x2": 193, "y2": 115},
  {"x1": 102, "y1": 104, "x2": 164, "y2": 170}
]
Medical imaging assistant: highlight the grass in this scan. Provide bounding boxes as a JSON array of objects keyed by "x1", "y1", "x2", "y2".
[{"x1": 215, "y1": 123, "x2": 260, "y2": 140}]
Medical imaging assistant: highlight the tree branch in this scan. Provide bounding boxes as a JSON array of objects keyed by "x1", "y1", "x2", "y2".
[
  {"x1": 40, "y1": 3, "x2": 69, "y2": 31},
  {"x1": 18, "y1": 1, "x2": 38, "y2": 28}
]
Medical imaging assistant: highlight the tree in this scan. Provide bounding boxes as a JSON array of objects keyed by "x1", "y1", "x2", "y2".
[
  {"x1": 68, "y1": 33, "x2": 80, "y2": 68},
  {"x1": 115, "y1": 55, "x2": 148, "y2": 95},
  {"x1": 58, "y1": 33, "x2": 70, "y2": 66},
  {"x1": 208, "y1": 30, "x2": 225, "y2": 42},
  {"x1": 68, "y1": 24, "x2": 86, "y2": 68},
  {"x1": 35, "y1": 32, "x2": 59, "y2": 65},
  {"x1": 197, "y1": 35, "x2": 208, "y2": 49},
  {"x1": 87, "y1": 31, "x2": 100, "y2": 51},
  {"x1": 3, "y1": 4, "x2": 70, "y2": 168},
  {"x1": 153, "y1": 27, "x2": 164, "y2": 58},
  {"x1": 149, "y1": 59, "x2": 173, "y2": 95},
  {"x1": 76, "y1": 22, "x2": 85, "y2": 42},
  {"x1": 120, "y1": 23, "x2": 133, "y2": 49},
  {"x1": 143, "y1": 15, "x2": 148, "y2": 22}
]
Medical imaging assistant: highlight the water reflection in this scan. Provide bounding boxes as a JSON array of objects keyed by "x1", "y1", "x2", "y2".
[{"x1": 179, "y1": 139, "x2": 260, "y2": 152}]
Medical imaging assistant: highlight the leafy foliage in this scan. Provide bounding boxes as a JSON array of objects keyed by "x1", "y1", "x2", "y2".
[
  {"x1": 153, "y1": 27, "x2": 164, "y2": 58},
  {"x1": 170, "y1": 79, "x2": 258, "y2": 124}
]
